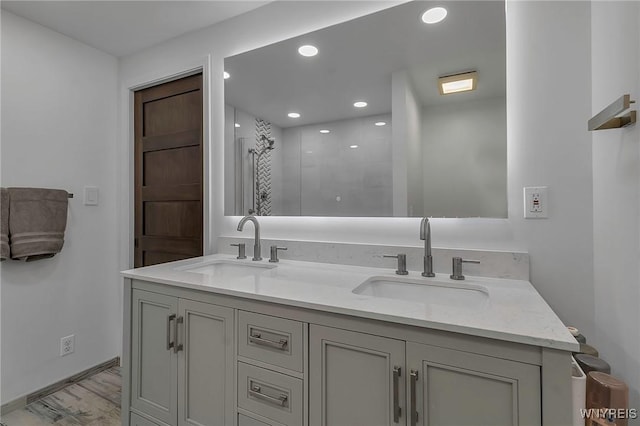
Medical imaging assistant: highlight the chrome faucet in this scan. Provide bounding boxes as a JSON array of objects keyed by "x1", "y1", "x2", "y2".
[
  {"x1": 237, "y1": 215, "x2": 262, "y2": 261},
  {"x1": 419, "y1": 217, "x2": 435, "y2": 277}
]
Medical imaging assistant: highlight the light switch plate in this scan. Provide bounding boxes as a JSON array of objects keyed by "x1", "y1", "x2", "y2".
[
  {"x1": 524, "y1": 186, "x2": 548, "y2": 218},
  {"x1": 83, "y1": 186, "x2": 99, "y2": 206}
]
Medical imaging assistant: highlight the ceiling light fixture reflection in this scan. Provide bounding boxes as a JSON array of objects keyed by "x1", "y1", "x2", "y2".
[
  {"x1": 374, "y1": 121, "x2": 386, "y2": 126},
  {"x1": 421, "y1": 7, "x2": 447, "y2": 24},
  {"x1": 298, "y1": 45, "x2": 318, "y2": 57},
  {"x1": 319, "y1": 129, "x2": 330, "y2": 134},
  {"x1": 438, "y1": 71, "x2": 478, "y2": 95},
  {"x1": 288, "y1": 112, "x2": 301, "y2": 118},
  {"x1": 353, "y1": 101, "x2": 368, "y2": 108},
  {"x1": 223, "y1": 71, "x2": 230, "y2": 79},
  {"x1": 234, "y1": 123, "x2": 240, "y2": 128},
  {"x1": 349, "y1": 145, "x2": 359, "y2": 149}
]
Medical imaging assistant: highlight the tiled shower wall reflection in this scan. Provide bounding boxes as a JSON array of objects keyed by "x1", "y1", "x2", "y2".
[
  {"x1": 282, "y1": 114, "x2": 393, "y2": 216},
  {"x1": 225, "y1": 106, "x2": 392, "y2": 216}
]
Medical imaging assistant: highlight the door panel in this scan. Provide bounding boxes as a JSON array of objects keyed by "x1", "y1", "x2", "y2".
[
  {"x1": 131, "y1": 290, "x2": 178, "y2": 425},
  {"x1": 177, "y1": 299, "x2": 234, "y2": 426},
  {"x1": 144, "y1": 201, "x2": 201, "y2": 238},
  {"x1": 135, "y1": 73, "x2": 203, "y2": 267},
  {"x1": 309, "y1": 325, "x2": 406, "y2": 426},
  {"x1": 407, "y1": 342, "x2": 541, "y2": 426},
  {"x1": 144, "y1": 147, "x2": 201, "y2": 186}
]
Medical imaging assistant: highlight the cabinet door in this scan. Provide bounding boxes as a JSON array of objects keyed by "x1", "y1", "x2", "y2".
[
  {"x1": 406, "y1": 342, "x2": 541, "y2": 426},
  {"x1": 131, "y1": 290, "x2": 179, "y2": 425},
  {"x1": 309, "y1": 325, "x2": 406, "y2": 426},
  {"x1": 177, "y1": 299, "x2": 234, "y2": 426}
]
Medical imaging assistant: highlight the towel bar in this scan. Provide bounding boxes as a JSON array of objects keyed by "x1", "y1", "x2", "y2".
[{"x1": 588, "y1": 94, "x2": 636, "y2": 131}]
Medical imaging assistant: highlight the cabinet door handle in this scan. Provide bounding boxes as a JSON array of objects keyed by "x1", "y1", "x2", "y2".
[
  {"x1": 393, "y1": 366, "x2": 402, "y2": 423},
  {"x1": 249, "y1": 384, "x2": 288, "y2": 407},
  {"x1": 410, "y1": 369, "x2": 419, "y2": 426},
  {"x1": 174, "y1": 316, "x2": 184, "y2": 353},
  {"x1": 249, "y1": 332, "x2": 288, "y2": 350},
  {"x1": 166, "y1": 314, "x2": 176, "y2": 351}
]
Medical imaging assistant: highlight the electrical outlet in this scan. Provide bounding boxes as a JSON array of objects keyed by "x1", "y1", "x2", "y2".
[
  {"x1": 523, "y1": 186, "x2": 548, "y2": 218},
  {"x1": 60, "y1": 335, "x2": 75, "y2": 356}
]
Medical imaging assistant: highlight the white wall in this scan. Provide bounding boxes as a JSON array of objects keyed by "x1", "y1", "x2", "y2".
[
  {"x1": 591, "y1": 0, "x2": 640, "y2": 413},
  {"x1": 422, "y1": 97, "x2": 507, "y2": 218},
  {"x1": 119, "y1": 0, "x2": 596, "y2": 353},
  {"x1": 506, "y1": 1, "x2": 594, "y2": 338},
  {"x1": 0, "y1": 12, "x2": 120, "y2": 403}
]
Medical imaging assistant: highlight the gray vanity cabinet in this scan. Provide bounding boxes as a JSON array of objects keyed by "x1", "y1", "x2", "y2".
[
  {"x1": 406, "y1": 342, "x2": 541, "y2": 426},
  {"x1": 124, "y1": 280, "x2": 566, "y2": 426},
  {"x1": 309, "y1": 324, "x2": 406, "y2": 426},
  {"x1": 130, "y1": 289, "x2": 234, "y2": 426}
]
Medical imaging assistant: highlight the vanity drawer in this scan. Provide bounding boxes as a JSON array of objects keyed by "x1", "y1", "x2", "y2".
[
  {"x1": 239, "y1": 311, "x2": 304, "y2": 372},
  {"x1": 238, "y1": 362, "x2": 303, "y2": 426},
  {"x1": 238, "y1": 413, "x2": 286, "y2": 426}
]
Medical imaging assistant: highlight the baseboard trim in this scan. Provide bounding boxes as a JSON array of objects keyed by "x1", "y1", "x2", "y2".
[{"x1": 1, "y1": 356, "x2": 120, "y2": 416}]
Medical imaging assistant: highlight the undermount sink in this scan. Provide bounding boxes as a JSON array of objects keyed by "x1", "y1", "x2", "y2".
[
  {"x1": 352, "y1": 275, "x2": 489, "y2": 309},
  {"x1": 177, "y1": 260, "x2": 276, "y2": 278}
]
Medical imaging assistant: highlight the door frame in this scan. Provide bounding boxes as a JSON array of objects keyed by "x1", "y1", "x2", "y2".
[{"x1": 119, "y1": 56, "x2": 212, "y2": 272}]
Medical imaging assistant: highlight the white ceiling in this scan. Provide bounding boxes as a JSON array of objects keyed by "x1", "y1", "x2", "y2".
[
  {"x1": 225, "y1": 1, "x2": 506, "y2": 129},
  {"x1": 1, "y1": 1, "x2": 269, "y2": 57}
]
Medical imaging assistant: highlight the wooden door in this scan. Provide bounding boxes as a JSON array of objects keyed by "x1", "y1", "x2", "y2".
[
  {"x1": 406, "y1": 342, "x2": 541, "y2": 426},
  {"x1": 177, "y1": 299, "x2": 235, "y2": 426},
  {"x1": 134, "y1": 73, "x2": 203, "y2": 267},
  {"x1": 130, "y1": 290, "x2": 179, "y2": 425},
  {"x1": 309, "y1": 325, "x2": 406, "y2": 426}
]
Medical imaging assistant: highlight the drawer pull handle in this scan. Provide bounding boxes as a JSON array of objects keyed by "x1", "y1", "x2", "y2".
[
  {"x1": 249, "y1": 384, "x2": 288, "y2": 407},
  {"x1": 249, "y1": 332, "x2": 288, "y2": 350}
]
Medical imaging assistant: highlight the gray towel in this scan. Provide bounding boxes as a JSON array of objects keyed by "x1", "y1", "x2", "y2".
[
  {"x1": 8, "y1": 187, "x2": 69, "y2": 261},
  {"x1": 1, "y1": 188, "x2": 9, "y2": 261}
]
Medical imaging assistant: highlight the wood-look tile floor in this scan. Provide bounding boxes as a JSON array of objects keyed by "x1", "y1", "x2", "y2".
[{"x1": 1, "y1": 367, "x2": 121, "y2": 426}]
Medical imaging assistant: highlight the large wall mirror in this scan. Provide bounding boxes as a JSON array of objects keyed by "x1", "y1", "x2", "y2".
[{"x1": 224, "y1": 1, "x2": 506, "y2": 218}]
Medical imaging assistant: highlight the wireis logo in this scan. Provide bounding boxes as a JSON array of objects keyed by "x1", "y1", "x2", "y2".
[{"x1": 580, "y1": 408, "x2": 638, "y2": 422}]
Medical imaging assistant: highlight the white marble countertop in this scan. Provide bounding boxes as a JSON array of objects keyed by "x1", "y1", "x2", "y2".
[{"x1": 122, "y1": 254, "x2": 579, "y2": 352}]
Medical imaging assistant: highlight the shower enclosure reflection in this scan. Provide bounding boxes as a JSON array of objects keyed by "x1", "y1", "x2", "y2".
[
  {"x1": 228, "y1": 107, "x2": 281, "y2": 216},
  {"x1": 248, "y1": 135, "x2": 275, "y2": 216}
]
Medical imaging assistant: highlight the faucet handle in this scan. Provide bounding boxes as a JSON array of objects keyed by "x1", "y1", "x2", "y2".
[
  {"x1": 230, "y1": 243, "x2": 246, "y2": 259},
  {"x1": 450, "y1": 257, "x2": 480, "y2": 280},
  {"x1": 384, "y1": 254, "x2": 408, "y2": 275},
  {"x1": 269, "y1": 245, "x2": 287, "y2": 263}
]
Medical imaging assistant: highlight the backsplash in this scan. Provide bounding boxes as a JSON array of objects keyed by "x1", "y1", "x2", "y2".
[{"x1": 218, "y1": 236, "x2": 529, "y2": 280}]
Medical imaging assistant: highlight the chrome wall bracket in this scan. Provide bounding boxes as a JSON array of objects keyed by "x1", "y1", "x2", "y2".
[{"x1": 588, "y1": 94, "x2": 636, "y2": 131}]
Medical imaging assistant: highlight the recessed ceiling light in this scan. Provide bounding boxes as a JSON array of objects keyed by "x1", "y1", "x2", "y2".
[
  {"x1": 319, "y1": 129, "x2": 330, "y2": 134},
  {"x1": 223, "y1": 71, "x2": 230, "y2": 79},
  {"x1": 374, "y1": 121, "x2": 386, "y2": 126},
  {"x1": 349, "y1": 145, "x2": 359, "y2": 149},
  {"x1": 305, "y1": 150, "x2": 313, "y2": 154},
  {"x1": 234, "y1": 123, "x2": 240, "y2": 128},
  {"x1": 422, "y1": 7, "x2": 447, "y2": 24},
  {"x1": 288, "y1": 112, "x2": 301, "y2": 118},
  {"x1": 353, "y1": 101, "x2": 368, "y2": 108},
  {"x1": 298, "y1": 45, "x2": 318, "y2": 57},
  {"x1": 438, "y1": 71, "x2": 478, "y2": 95}
]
